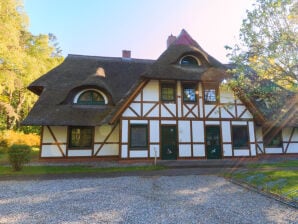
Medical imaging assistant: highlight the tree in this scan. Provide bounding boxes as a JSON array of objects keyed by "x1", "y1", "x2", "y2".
[
  {"x1": 0, "y1": 0, "x2": 63, "y2": 131},
  {"x1": 226, "y1": 0, "x2": 298, "y2": 96}
]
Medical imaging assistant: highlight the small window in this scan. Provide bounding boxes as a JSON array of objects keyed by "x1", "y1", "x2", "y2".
[
  {"x1": 180, "y1": 55, "x2": 200, "y2": 66},
  {"x1": 183, "y1": 84, "x2": 197, "y2": 102},
  {"x1": 264, "y1": 130, "x2": 282, "y2": 147},
  {"x1": 161, "y1": 83, "x2": 176, "y2": 102},
  {"x1": 69, "y1": 127, "x2": 93, "y2": 148},
  {"x1": 232, "y1": 126, "x2": 249, "y2": 148},
  {"x1": 130, "y1": 124, "x2": 148, "y2": 149},
  {"x1": 204, "y1": 84, "x2": 218, "y2": 104},
  {"x1": 77, "y1": 90, "x2": 105, "y2": 105}
]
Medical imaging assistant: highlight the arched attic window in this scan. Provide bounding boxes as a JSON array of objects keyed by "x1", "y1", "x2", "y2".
[
  {"x1": 73, "y1": 89, "x2": 108, "y2": 105},
  {"x1": 180, "y1": 55, "x2": 201, "y2": 66}
]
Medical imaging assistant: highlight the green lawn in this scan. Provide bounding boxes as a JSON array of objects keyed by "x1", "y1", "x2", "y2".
[
  {"x1": 0, "y1": 165, "x2": 164, "y2": 176},
  {"x1": 226, "y1": 160, "x2": 298, "y2": 201}
]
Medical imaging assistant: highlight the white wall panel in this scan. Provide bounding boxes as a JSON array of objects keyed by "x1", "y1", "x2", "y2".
[
  {"x1": 122, "y1": 108, "x2": 136, "y2": 117},
  {"x1": 205, "y1": 121, "x2": 220, "y2": 125},
  {"x1": 150, "y1": 120, "x2": 159, "y2": 142},
  {"x1": 232, "y1": 121, "x2": 247, "y2": 125},
  {"x1": 265, "y1": 148, "x2": 283, "y2": 154},
  {"x1": 161, "y1": 120, "x2": 176, "y2": 124},
  {"x1": 193, "y1": 144, "x2": 205, "y2": 157},
  {"x1": 178, "y1": 121, "x2": 191, "y2": 142},
  {"x1": 121, "y1": 145, "x2": 128, "y2": 158},
  {"x1": 130, "y1": 103, "x2": 141, "y2": 116},
  {"x1": 143, "y1": 80, "x2": 159, "y2": 101},
  {"x1": 121, "y1": 120, "x2": 128, "y2": 143},
  {"x1": 134, "y1": 93, "x2": 141, "y2": 101},
  {"x1": 192, "y1": 121, "x2": 204, "y2": 142},
  {"x1": 97, "y1": 144, "x2": 119, "y2": 156},
  {"x1": 248, "y1": 122, "x2": 255, "y2": 142},
  {"x1": 223, "y1": 144, "x2": 232, "y2": 156},
  {"x1": 221, "y1": 121, "x2": 231, "y2": 142},
  {"x1": 256, "y1": 126, "x2": 263, "y2": 141},
  {"x1": 287, "y1": 143, "x2": 298, "y2": 153},
  {"x1": 130, "y1": 150, "x2": 148, "y2": 158},
  {"x1": 95, "y1": 125, "x2": 119, "y2": 142},
  {"x1": 130, "y1": 120, "x2": 148, "y2": 124},
  {"x1": 221, "y1": 108, "x2": 233, "y2": 118},
  {"x1": 146, "y1": 106, "x2": 159, "y2": 117},
  {"x1": 41, "y1": 145, "x2": 65, "y2": 157},
  {"x1": 241, "y1": 110, "x2": 253, "y2": 119},
  {"x1": 250, "y1": 144, "x2": 256, "y2": 156},
  {"x1": 205, "y1": 105, "x2": 216, "y2": 117},
  {"x1": 257, "y1": 143, "x2": 264, "y2": 153},
  {"x1": 150, "y1": 145, "x2": 160, "y2": 158},
  {"x1": 234, "y1": 150, "x2": 250, "y2": 156},
  {"x1": 68, "y1": 150, "x2": 92, "y2": 157},
  {"x1": 237, "y1": 105, "x2": 246, "y2": 117},
  {"x1": 179, "y1": 144, "x2": 191, "y2": 157},
  {"x1": 161, "y1": 105, "x2": 172, "y2": 117},
  {"x1": 208, "y1": 107, "x2": 220, "y2": 118},
  {"x1": 43, "y1": 126, "x2": 67, "y2": 143}
]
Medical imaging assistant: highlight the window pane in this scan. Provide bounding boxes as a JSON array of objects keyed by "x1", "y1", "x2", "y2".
[
  {"x1": 78, "y1": 92, "x2": 92, "y2": 102},
  {"x1": 232, "y1": 126, "x2": 249, "y2": 148},
  {"x1": 204, "y1": 89, "x2": 216, "y2": 103},
  {"x1": 183, "y1": 86, "x2": 196, "y2": 102},
  {"x1": 180, "y1": 56, "x2": 199, "y2": 66},
  {"x1": 161, "y1": 84, "x2": 175, "y2": 101},
  {"x1": 92, "y1": 92, "x2": 105, "y2": 104},
  {"x1": 70, "y1": 127, "x2": 93, "y2": 148},
  {"x1": 77, "y1": 91, "x2": 105, "y2": 105},
  {"x1": 130, "y1": 125, "x2": 148, "y2": 148},
  {"x1": 264, "y1": 130, "x2": 282, "y2": 147}
]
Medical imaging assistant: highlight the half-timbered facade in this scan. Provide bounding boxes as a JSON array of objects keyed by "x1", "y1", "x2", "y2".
[{"x1": 22, "y1": 30, "x2": 298, "y2": 160}]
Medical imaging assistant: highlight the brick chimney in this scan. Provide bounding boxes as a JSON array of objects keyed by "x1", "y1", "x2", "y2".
[
  {"x1": 122, "y1": 50, "x2": 131, "y2": 59},
  {"x1": 167, "y1": 34, "x2": 176, "y2": 48}
]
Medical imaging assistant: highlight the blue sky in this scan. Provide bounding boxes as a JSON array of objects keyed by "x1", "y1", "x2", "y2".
[{"x1": 24, "y1": 0, "x2": 253, "y2": 63}]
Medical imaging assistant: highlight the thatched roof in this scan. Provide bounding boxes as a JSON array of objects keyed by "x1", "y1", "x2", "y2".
[{"x1": 22, "y1": 29, "x2": 297, "y2": 128}]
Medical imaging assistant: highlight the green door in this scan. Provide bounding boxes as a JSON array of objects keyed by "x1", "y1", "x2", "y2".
[
  {"x1": 161, "y1": 125, "x2": 177, "y2": 160},
  {"x1": 206, "y1": 126, "x2": 222, "y2": 159}
]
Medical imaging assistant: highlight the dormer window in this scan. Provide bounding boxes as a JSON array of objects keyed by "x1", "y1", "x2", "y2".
[
  {"x1": 180, "y1": 55, "x2": 201, "y2": 66},
  {"x1": 74, "y1": 89, "x2": 107, "y2": 105}
]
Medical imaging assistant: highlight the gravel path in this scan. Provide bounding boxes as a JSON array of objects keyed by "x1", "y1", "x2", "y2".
[{"x1": 0, "y1": 176, "x2": 297, "y2": 224}]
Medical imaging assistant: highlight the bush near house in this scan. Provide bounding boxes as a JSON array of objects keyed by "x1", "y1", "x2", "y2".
[
  {"x1": 0, "y1": 130, "x2": 40, "y2": 153},
  {"x1": 8, "y1": 144, "x2": 31, "y2": 171}
]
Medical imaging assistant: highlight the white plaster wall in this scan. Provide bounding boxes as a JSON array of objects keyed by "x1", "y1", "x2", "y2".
[
  {"x1": 178, "y1": 121, "x2": 191, "y2": 142},
  {"x1": 234, "y1": 150, "x2": 250, "y2": 156},
  {"x1": 130, "y1": 120, "x2": 148, "y2": 124},
  {"x1": 121, "y1": 120, "x2": 128, "y2": 143},
  {"x1": 177, "y1": 81, "x2": 182, "y2": 118},
  {"x1": 122, "y1": 108, "x2": 136, "y2": 117},
  {"x1": 221, "y1": 108, "x2": 233, "y2": 119},
  {"x1": 130, "y1": 103, "x2": 141, "y2": 116},
  {"x1": 248, "y1": 122, "x2": 255, "y2": 142},
  {"x1": 134, "y1": 93, "x2": 141, "y2": 101},
  {"x1": 265, "y1": 148, "x2": 283, "y2": 154},
  {"x1": 223, "y1": 144, "x2": 232, "y2": 156},
  {"x1": 287, "y1": 143, "x2": 298, "y2": 153},
  {"x1": 161, "y1": 120, "x2": 176, "y2": 124},
  {"x1": 130, "y1": 150, "x2": 148, "y2": 158},
  {"x1": 43, "y1": 126, "x2": 67, "y2": 143},
  {"x1": 250, "y1": 144, "x2": 256, "y2": 156},
  {"x1": 221, "y1": 121, "x2": 231, "y2": 142},
  {"x1": 199, "y1": 99, "x2": 204, "y2": 118},
  {"x1": 193, "y1": 144, "x2": 205, "y2": 157},
  {"x1": 121, "y1": 145, "x2": 128, "y2": 158},
  {"x1": 255, "y1": 126, "x2": 263, "y2": 142},
  {"x1": 150, "y1": 145, "x2": 160, "y2": 158},
  {"x1": 150, "y1": 120, "x2": 159, "y2": 142},
  {"x1": 283, "y1": 127, "x2": 298, "y2": 141},
  {"x1": 68, "y1": 150, "x2": 92, "y2": 157},
  {"x1": 237, "y1": 105, "x2": 246, "y2": 117},
  {"x1": 208, "y1": 107, "x2": 220, "y2": 118},
  {"x1": 97, "y1": 144, "x2": 119, "y2": 156},
  {"x1": 143, "y1": 103, "x2": 158, "y2": 117},
  {"x1": 192, "y1": 121, "x2": 204, "y2": 142},
  {"x1": 241, "y1": 110, "x2": 253, "y2": 119},
  {"x1": 205, "y1": 105, "x2": 216, "y2": 117},
  {"x1": 179, "y1": 144, "x2": 191, "y2": 157},
  {"x1": 94, "y1": 125, "x2": 119, "y2": 142},
  {"x1": 41, "y1": 145, "x2": 66, "y2": 157},
  {"x1": 205, "y1": 121, "x2": 220, "y2": 125},
  {"x1": 220, "y1": 88, "x2": 235, "y2": 104},
  {"x1": 143, "y1": 80, "x2": 159, "y2": 101},
  {"x1": 232, "y1": 121, "x2": 247, "y2": 125},
  {"x1": 257, "y1": 143, "x2": 264, "y2": 154}
]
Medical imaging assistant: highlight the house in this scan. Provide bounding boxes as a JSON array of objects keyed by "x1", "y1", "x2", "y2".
[{"x1": 22, "y1": 29, "x2": 298, "y2": 160}]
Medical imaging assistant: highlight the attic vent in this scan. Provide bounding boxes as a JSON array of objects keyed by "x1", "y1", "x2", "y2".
[
  {"x1": 96, "y1": 67, "x2": 105, "y2": 77},
  {"x1": 180, "y1": 55, "x2": 201, "y2": 66}
]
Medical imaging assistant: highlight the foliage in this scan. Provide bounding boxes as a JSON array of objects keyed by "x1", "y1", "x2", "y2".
[
  {"x1": 8, "y1": 144, "x2": 31, "y2": 171},
  {"x1": 226, "y1": 0, "x2": 298, "y2": 107},
  {"x1": 0, "y1": 130, "x2": 40, "y2": 150},
  {"x1": 0, "y1": 0, "x2": 64, "y2": 131}
]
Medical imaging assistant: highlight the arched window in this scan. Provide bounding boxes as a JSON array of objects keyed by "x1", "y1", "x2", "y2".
[
  {"x1": 74, "y1": 90, "x2": 107, "y2": 105},
  {"x1": 180, "y1": 55, "x2": 201, "y2": 66}
]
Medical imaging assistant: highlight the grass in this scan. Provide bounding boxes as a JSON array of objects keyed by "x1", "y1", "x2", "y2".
[
  {"x1": 0, "y1": 165, "x2": 165, "y2": 176},
  {"x1": 226, "y1": 160, "x2": 298, "y2": 201}
]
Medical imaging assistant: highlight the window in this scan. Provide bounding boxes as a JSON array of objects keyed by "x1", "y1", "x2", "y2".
[
  {"x1": 69, "y1": 127, "x2": 93, "y2": 148},
  {"x1": 204, "y1": 84, "x2": 218, "y2": 104},
  {"x1": 76, "y1": 90, "x2": 105, "y2": 105},
  {"x1": 161, "y1": 83, "x2": 176, "y2": 101},
  {"x1": 232, "y1": 126, "x2": 249, "y2": 148},
  {"x1": 183, "y1": 84, "x2": 197, "y2": 102},
  {"x1": 264, "y1": 130, "x2": 282, "y2": 147},
  {"x1": 180, "y1": 55, "x2": 200, "y2": 66},
  {"x1": 130, "y1": 124, "x2": 148, "y2": 149}
]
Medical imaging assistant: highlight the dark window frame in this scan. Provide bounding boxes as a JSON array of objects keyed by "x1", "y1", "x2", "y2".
[
  {"x1": 160, "y1": 83, "x2": 176, "y2": 102},
  {"x1": 232, "y1": 125, "x2": 249, "y2": 148},
  {"x1": 203, "y1": 83, "x2": 218, "y2": 104},
  {"x1": 182, "y1": 83, "x2": 197, "y2": 103},
  {"x1": 68, "y1": 126, "x2": 94, "y2": 149},
  {"x1": 180, "y1": 55, "x2": 200, "y2": 66},
  {"x1": 76, "y1": 90, "x2": 105, "y2": 105},
  {"x1": 264, "y1": 130, "x2": 283, "y2": 148},
  {"x1": 129, "y1": 124, "x2": 148, "y2": 150}
]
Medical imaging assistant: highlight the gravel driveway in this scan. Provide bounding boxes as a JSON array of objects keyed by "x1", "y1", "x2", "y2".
[{"x1": 0, "y1": 175, "x2": 297, "y2": 224}]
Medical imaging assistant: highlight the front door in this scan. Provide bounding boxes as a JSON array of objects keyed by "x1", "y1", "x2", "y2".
[
  {"x1": 206, "y1": 126, "x2": 222, "y2": 159},
  {"x1": 161, "y1": 125, "x2": 177, "y2": 160}
]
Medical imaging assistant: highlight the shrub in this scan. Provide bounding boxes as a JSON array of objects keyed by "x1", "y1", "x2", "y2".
[
  {"x1": 0, "y1": 130, "x2": 40, "y2": 147},
  {"x1": 8, "y1": 144, "x2": 31, "y2": 171}
]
